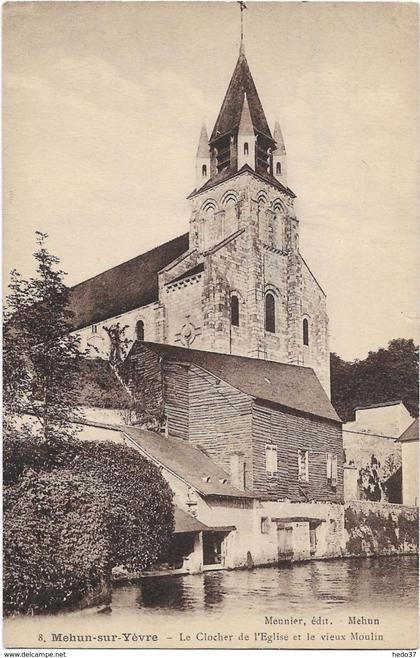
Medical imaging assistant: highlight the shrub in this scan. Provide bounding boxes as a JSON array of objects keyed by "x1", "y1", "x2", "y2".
[
  {"x1": 3, "y1": 434, "x2": 175, "y2": 615},
  {"x1": 61, "y1": 439, "x2": 175, "y2": 571},
  {"x1": 3, "y1": 428, "x2": 50, "y2": 485},
  {"x1": 3, "y1": 427, "x2": 74, "y2": 485},
  {"x1": 4, "y1": 469, "x2": 111, "y2": 615}
]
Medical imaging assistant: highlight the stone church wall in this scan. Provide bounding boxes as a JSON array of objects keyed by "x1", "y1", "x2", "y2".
[
  {"x1": 301, "y1": 257, "x2": 330, "y2": 393},
  {"x1": 263, "y1": 248, "x2": 290, "y2": 363},
  {"x1": 203, "y1": 229, "x2": 256, "y2": 358},
  {"x1": 161, "y1": 274, "x2": 204, "y2": 349},
  {"x1": 76, "y1": 171, "x2": 330, "y2": 399},
  {"x1": 77, "y1": 302, "x2": 158, "y2": 359}
]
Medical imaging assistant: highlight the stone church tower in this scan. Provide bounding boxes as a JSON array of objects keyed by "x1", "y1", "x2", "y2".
[
  {"x1": 158, "y1": 45, "x2": 330, "y2": 393},
  {"x1": 74, "y1": 44, "x2": 330, "y2": 395}
]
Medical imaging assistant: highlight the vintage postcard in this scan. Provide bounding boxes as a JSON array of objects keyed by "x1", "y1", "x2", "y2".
[{"x1": 3, "y1": 1, "x2": 419, "y2": 654}]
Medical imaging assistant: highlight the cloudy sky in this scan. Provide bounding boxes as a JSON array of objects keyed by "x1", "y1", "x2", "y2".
[{"x1": 4, "y1": 1, "x2": 419, "y2": 360}]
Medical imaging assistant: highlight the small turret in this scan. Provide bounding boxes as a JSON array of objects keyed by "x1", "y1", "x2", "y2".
[
  {"x1": 237, "y1": 93, "x2": 255, "y2": 170},
  {"x1": 196, "y1": 123, "x2": 210, "y2": 189},
  {"x1": 272, "y1": 120, "x2": 287, "y2": 185}
]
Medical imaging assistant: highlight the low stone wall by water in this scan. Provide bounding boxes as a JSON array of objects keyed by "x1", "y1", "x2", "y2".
[{"x1": 343, "y1": 501, "x2": 418, "y2": 557}]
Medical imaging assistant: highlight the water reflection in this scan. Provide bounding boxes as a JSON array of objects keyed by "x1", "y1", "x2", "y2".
[
  {"x1": 111, "y1": 556, "x2": 418, "y2": 618},
  {"x1": 203, "y1": 571, "x2": 225, "y2": 608},
  {"x1": 137, "y1": 576, "x2": 195, "y2": 610}
]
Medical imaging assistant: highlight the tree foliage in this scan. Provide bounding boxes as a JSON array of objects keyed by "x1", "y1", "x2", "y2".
[
  {"x1": 331, "y1": 338, "x2": 419, "y2": 422},
  {"x1": 3, "y1": 430, "x2": 174, "y2": 615},
  {"x1": 4, "y1": 469, "x2": 111, "y2": 615},
  {"x1": 4, "y1": 232, "x2": 84, "y2": 443},
  {"x1": 3, "y1": 233, "x2": 175, "y2": 616},
  {"x1": 60, "y1": 439, "x2": 175, "y2": 571}
]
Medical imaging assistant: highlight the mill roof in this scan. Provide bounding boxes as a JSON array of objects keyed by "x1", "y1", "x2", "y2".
[
  {"x1": 132, "y1": 341, "x2": 340, "y2": 423},
  {"x1": 69, "y1": 233, "x2": 189, "y2": 331},
  {"x1": 120, "y1": 425, "x2": 253, "y2": 498},
  {"x1": 210, "y1": 50, "x2": 273, "y2": 143},
  {"x1": 398, "y1": 418, "x2": 419, "y2": 443}
]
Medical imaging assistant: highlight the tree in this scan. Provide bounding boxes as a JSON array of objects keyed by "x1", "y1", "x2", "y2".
[
  {"x1": 331, "y1": 339, "x2": 419, "y2": 422},
  {"x1": 103, "y1": 322, "x2": 131, "y2": 367},
  {"x1": 3, "y1": 432, "x2": 174, "y2": 615},
  {"x1": 3, "y1": 469, "x2": 111, "y2": 615},
  {"x1": 3, "y1": 232, "x2": 175, "y2": 615},
  {"x1": 4, "y1": 232, "x2": 84, "y2": 444},
  {"x1": 3, "y1": 436, "x2": 174, "y2": 613},
  {"x1": 61, "y1": 439, "x2": 174, "y2": 572}
]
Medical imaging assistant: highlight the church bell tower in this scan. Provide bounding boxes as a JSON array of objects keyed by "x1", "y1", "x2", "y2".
[{"x1": 163, "y1": 36, "x2": 330, "y2": 395}]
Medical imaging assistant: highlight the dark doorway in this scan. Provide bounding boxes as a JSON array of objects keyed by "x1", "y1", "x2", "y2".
[{"x1": 203, "y1": 533, "x2": 223, "y2": 566}]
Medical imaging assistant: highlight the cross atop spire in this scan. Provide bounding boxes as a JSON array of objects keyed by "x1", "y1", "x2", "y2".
[{"x1": 238, "y1": 1, "x2": 247, "y2": 48}]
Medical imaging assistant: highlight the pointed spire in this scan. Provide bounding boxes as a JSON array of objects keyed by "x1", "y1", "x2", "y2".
[
  {"x1": 239, "y1": 39, "x2": 245, "y2": 58},
  {"x1": 273, "y1": 120, "x2": 286, "y2": 154},
  {"x1": 238, "y1": 93, "x2": 253, "y2": 135},
  {"x1": 196, "y1": 123, "x2": 209, "y2": 157},
  {"x1": 210, "y1": 51, "x2": 273, "y2": 143}
]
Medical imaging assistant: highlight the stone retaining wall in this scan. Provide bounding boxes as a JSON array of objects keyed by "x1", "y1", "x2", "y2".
[{"x1": 343, "y1": 500, "x2": 418, "y2": 557}]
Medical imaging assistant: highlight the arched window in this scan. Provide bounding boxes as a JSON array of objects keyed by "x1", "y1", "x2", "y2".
[
  {"x1": 202, "y1": 164, "x2": 207, "y2": 177},
  {"x1": 265, "y1": 293, "x2": 275, "y2": 333},
  {"x1": 276, "y1": 162, "x2": 282, "y2": 175},
  {"x1": 136, "y1": 320, "x2": 145, "y2": 341},
  {"x1": 303, "y1": 318, "x2": 309, "y2": 346},
  {"x1": 244, "y1": 142, "x2": 249, "y2": 156},
  {"x1": 231, "y1": 295, "x2": 239, "y2": 327}
]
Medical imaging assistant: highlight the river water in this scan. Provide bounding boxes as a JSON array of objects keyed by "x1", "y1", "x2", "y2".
[
  {"x1": 111, "y1": 555, "x2": 418, "y2": 620},
  {"x1": 4, "y1": 556, "x2": 418, "y2": 649}
]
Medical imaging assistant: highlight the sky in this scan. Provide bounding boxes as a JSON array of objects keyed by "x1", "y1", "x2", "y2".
[{"x1": 4, "y1": 1, "x2": 419, "y2": 360}]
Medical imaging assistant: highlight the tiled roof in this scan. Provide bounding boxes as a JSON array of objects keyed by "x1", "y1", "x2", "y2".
[
  {"x1": 174, "y1": 507, "x2": 209, "y2": 533},
  {"x1": 167, "y1": 262, "x2": 204, "y2": 285},
  {"x1": 69, "y1": 233, "x2": 189, "y2": 331},
  {"x1": 354, "y1": 400, "x2": 405, "y2": 411},
  {"x1": 174, "y1": 507, "x2": 235, "y2": 534},
  {"x1": 210, "y1": 50, "x2": 273, "y2": 142},
  {"x1": 399, "y1": 418, "x2": 418, "y2": 443},
  {"x1": 134, "y1": 342, "x2": 341, "y2": 423},
  {"x1": 188, "y1": 164, "x2": 295, "y2": 199},
  {"x1": 121, "y1": 425, "x2": 253, "y2": 498}
]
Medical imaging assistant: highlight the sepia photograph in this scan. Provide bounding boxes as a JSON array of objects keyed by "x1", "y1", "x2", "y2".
[{"x1": 3, "y1": 0, "x2": 419, "y2": 653}]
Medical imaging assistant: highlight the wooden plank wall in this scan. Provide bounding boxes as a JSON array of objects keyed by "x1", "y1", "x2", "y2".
[
  {"x1": 253, "y1": 401, "x2": 344, "y2": 502},
  {"x1": 163, "y1": 360, "x2": 189, "y2": 440},
  {"x1": 125, "y1": 346, "x2": 343, "y2": 503},
  {"x1": 187, "y1": 364, "x2": 254, "y2": 487},
  {"x1": 123, "y1": 345, "x2": 165, "y2": 427}
]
